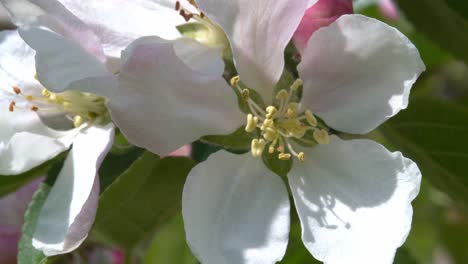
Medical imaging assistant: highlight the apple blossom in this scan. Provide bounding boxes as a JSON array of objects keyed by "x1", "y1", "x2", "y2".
[
  {"x1": 0, "y1": 30, "x2": 115, "y2": 256},
  {"x1": 101, "y1": 0, "x2": 425, "y2": 263},
  {"x1": 0, "y1": 0, "x2": 197, "y2": 256}
]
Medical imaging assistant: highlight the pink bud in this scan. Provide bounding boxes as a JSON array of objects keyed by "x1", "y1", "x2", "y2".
[
  {"x1": 293, "y1": 0, "x2": 353, "y2": 54},
  {"x1": 378, "y1": 0, "x2": 399, "y2": 21}
]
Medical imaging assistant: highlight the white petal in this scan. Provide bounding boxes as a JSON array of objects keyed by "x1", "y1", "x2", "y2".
[
  {"x1": 288, "y1": 136, "x2": 421, "y2": 264},
  {"x1": 0, "y1": 107, "x2": 74, "y2": 175},
  {"x1": 32, "y1": 124, "x2": 114, "y2": 256},
  {"x1": 50, "y1": 0, "x2": 190, "y2": 58},
  {"x1": 0, "y1": 30, "x2": 38, "y2": 92},
  {"x1": 109, "y1": 37, "x2": 242, "y2": 155},
  {"x1": 298, "y1": 14, "x2": 425, "y2": 134},
  {"x1": 18, "y1": 27, "x2": 110, "y2": 93},
  {"x1": 197, "y1": 0, "x2": 309, "y2": 100},
  {"x1": 1, "y1": 0, "x2": 105, "y2": 60},
  {"x1": 183, "y1": 151, "x2": 290, "y2": 264}
]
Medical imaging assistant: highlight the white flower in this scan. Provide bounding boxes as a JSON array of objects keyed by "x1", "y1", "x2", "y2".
[
  {"x1": 0, "y1": 30, "x2": 114, "y2": 256},
  {"x1": 0, "y1": 0, "x2": 196, "y2": 255},
  {"x1": 93, "y1": 0, "x2": 424, "y2": 263}
]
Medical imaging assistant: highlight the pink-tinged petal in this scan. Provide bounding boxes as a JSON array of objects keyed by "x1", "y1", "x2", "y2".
[
  {"x1": 293, "y1": 0, "x2": 353, "y2": 54},
  {"x1": 288, "y1": 136, "x2": 421, "y2": 264},
  {"x1": 1, "y1": 0, "x2": 105, "y2": 61},
  {"x1": 107, "y1": 36, "x2": 242, "y2": 156},
  {"x1": 0, "y1": 225, "x2": 19, "y2": 264},
  {"x1": 298, "y1": 15, "x2": 425, "y2": 134},
  {"x1": 378, "y1": 0, "x2": 399, "y2": 21},
  {"x1": 0, "y1": 178, "x2": 42, "y2": 229},
  {"x1": 33, "y1": 124, "x2": 114, "y2": 256},
  {"x1": 0, "y1": 178, "x2": 42, "y2": 264},
  {"x1": 197, "y1": 0, "x2": 312, "y2": 101},
  {"x1": 168, "y1": 145, "x2": 192, "y2": 157},
  {"x1": 48, "y1": 0, "x2": 191, "y2": 58},
  {"x1": 183, "y1": 151, "x2": 290, "y2": 264}
]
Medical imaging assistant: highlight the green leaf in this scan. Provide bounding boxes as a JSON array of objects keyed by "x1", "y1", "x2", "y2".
[
  {"x1": 143, "y1": 214, "x2": 198, "y2": 264},
  {"x1": 98, "y1": 146, "x2": 145, "y2": 192},
  {"x1": 91, "y1": 152, "x2": 196, "y2": 251},
  {"x1": 0, "y1": 155, "x2": 63, "y2": 197},
  {"x1": 394, "y1": 247, "x2": 420, "y2": 264},
  {"x1": 201, "y1": 126, "x2": 255, "y2": 151},
  {"x1": 395, "y1": 0, "x2": 468, "y2": 64},
  {"x1": 17, "y1": 183, "x2": 50, "y2": 264},
  {"x1": 380, "y1": 97, "x2": 468, "y2": 204}
]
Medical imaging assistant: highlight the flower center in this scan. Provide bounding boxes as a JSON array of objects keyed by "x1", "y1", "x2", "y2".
[
  {"x1": 231, "y1": 76, "x2": 330, "y2": 162},
  {"x1": 7, "y1": 84, "x2": 108, "y2": 128}
]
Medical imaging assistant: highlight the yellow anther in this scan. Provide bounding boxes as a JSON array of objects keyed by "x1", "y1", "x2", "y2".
[
  {"x1": 230, "y1": 75, "x2": 240, "y2": 86},
  {"x1": 278, "y1": 153, "x2": 291, "y2": 160},
  {"x1": 251, "y1": 138, "x2": 266, "y2": 157},
  {"x1": 62, "y1": 101, "x2": 71, "y2": 110},
  {"x1": 266, "y1": 105, "x2": 278, "y2": 119},
  {"x1": 313, "y1": 129, "x2": 330, "y2": 145},
  {"x1": 276, "y1": 89, "x2": 288, "y2": 100},
  {"x1": 298, "y1": 152, "x2": 305, "y2": 162},
  {"x1": 305, "y1": 110, "x2": 318, "y2": 127},
  {"x1": 268, "y1": 145, "x2": 275, "y2": 154},
  {"x1": 241, "y1": 89, "x2": 250, "y2": 100},
  {"x1": 290, "y1": 126, "x2": 306, "y2": 138},
  {"x1": 245, "y1": 114, "x2": 258, "y2": 132},
  {"x1": 286, "y1": 103, "x2": 299, "y2": 118},
  {"x1": 41, "y1": 88, "x2": 50, "y2": 97},
  {"x1": 73, "y1": 115, "x2": 83, "y2": 128},
  {"x1": 290, "y1": 79, "x2": 303, "y2": 91},
  {"x1": 48, "y1": 93, "x2": 58, "y2": 101},
  {"x1": 260, "y1": 119, "x2": 274, "y2": 131},
  {"x1": 263, "y1": 128, "x2": 277, "y2": 141},
  {"x1": 25, "y1": 95, "x2": 33, "y2": 101}
]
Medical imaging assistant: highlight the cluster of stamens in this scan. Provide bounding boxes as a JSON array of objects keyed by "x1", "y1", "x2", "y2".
[
  {"x1": 175, "y1": 0, "x2": 205, "y2": 21},
  {"x1": 7, "y1": 83, "x2": 107, "y2": 128},
  {"x1": 231, "y1": 76, "x2": 330, "y2": 162}
]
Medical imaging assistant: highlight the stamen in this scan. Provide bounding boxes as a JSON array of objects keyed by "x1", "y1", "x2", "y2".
[
  {"x1": 179, "y1": 9, "x2": 193, "y2": 22},
  {"x1": 245, "y1": 114, "x2": 258, "y2": 132},
  {"x1": 8, "y1": 101, "x2": 16, "y2": 112},
  {"x1": 73, "y1": 115, "x2": 83, "y2": 128},
  {"x1": 230, "y1": 75, "x2": 240, "y2": 86},
  {"x1": 313, "y1": 129, "x2": 330, "y2": 145},
  {"x1": 298, "y1": 152, "x2": 305, "y2": 162},
  {"x1": 175, "y1": 1, "x2": 181, "y2": 11},
  {"x1": 265, "y1": 105, "x2": 277, "y2": 119},
  {"x1": 30, "y1": 106, "x2": 39, "y2": 112},
  {"x1": 241, "y1": 89, "x2": 250, "y2": 101},
  {"x1": 13, "y1": 86, "x2": 21, "y2": 94},
  {"x1": 290, "y1": 79, "x2": 303, "y2": 91},
  {"x1": 251, "y1": 139, "x2": 266, "y2": 157},
  {"x1": 305, "y1": 110, "x2": 318, "y2": 127},
  {"x1": 278, "y1": 153, "x2": 291, "y2": 160}
]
